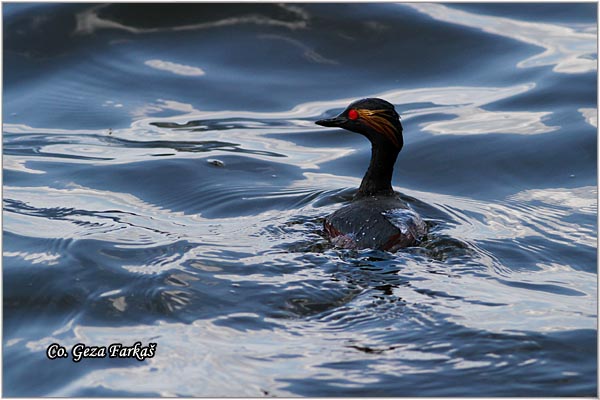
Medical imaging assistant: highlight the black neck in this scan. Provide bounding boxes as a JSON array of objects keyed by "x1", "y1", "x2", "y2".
[{"x1": 355, "y1": 143, "x2": 399, "y2": 198}]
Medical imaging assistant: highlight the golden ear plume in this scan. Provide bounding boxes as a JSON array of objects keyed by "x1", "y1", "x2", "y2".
[{"x1": 355, "y1": 109, "x2": 401, "y2": 148}]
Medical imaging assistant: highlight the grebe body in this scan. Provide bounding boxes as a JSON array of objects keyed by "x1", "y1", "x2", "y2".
[{"x1": 316, "y1": 98, "x2": 426, "y2": 250}]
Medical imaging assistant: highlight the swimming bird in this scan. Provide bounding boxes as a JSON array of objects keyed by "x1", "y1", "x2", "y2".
[{"x1": 315, "y1": 98, "x2": 426, "y2": 251}]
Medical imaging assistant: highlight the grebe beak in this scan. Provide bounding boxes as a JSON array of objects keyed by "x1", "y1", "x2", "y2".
[{"x1": 315, "y1": 115, "x2": 347, "y2": 128}]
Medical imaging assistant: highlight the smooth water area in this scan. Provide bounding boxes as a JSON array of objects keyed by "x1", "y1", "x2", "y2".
[{"x1": 3, "y1": 3, "x2": 597, "y2": 396}]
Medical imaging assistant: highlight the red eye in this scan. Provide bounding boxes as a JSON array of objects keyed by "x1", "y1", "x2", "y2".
[{"x1": 348, "y1": 109, "x2": 359, "y2": 120}]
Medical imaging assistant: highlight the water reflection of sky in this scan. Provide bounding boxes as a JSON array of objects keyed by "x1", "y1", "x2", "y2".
[
  {"x1": 401, "y1": 185, "x2": 597, "y2": 248},
  {"x1": 144, "y1": 59, "x2": 205, "y2": 76},
  {"x1": 578, "y1": 107, "x2": 598, "y2": 127},
  {"x1": 5, "y1": 83, "x2": 552, "y2": 138},
  {"x1": 405, "y1": 3, "x2": 597, "y2": 74},
  {"x1": 128, "y1": 83, "x2": 557, "y2": 136},
  {"x1": 4, "y1": 79, "x2": 562, "y2": 183},
  {"x1": 18, "y1": 260, "x2": 595, "y2": 397},
  {"x1": 4, "y1": 4, "x2": 596, "y2": 397}
]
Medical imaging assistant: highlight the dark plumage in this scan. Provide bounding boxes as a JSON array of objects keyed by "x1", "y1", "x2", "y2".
[{"x1": 316, "y1": 98, "x2": 426, "y2": 251}]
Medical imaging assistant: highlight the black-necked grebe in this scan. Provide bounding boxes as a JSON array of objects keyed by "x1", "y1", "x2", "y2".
[{"x1": 316, "y1": 98, "x2": 426, "y2": 251}]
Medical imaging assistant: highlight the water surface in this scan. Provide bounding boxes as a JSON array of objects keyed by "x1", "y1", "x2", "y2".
[{"x1": 3, "y1": 3, "x2": 597, "y2": 396}]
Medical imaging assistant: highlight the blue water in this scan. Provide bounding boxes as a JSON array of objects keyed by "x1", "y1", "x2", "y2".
[{"x1": 3, "y1": 3, "x2": 597, "y2": 396}]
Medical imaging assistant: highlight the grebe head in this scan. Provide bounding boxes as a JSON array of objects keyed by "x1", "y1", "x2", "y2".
[{"x1": 316, "y1": 98, "x2": 403, "y2": 150}]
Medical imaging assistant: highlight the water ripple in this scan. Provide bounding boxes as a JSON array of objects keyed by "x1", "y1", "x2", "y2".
[
  {"x1": 3, "y1": 3, "x2": 596, "y2": 397},
  {"x1": 406, "y1": 3, "x2": 597, "y2": 73}
]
